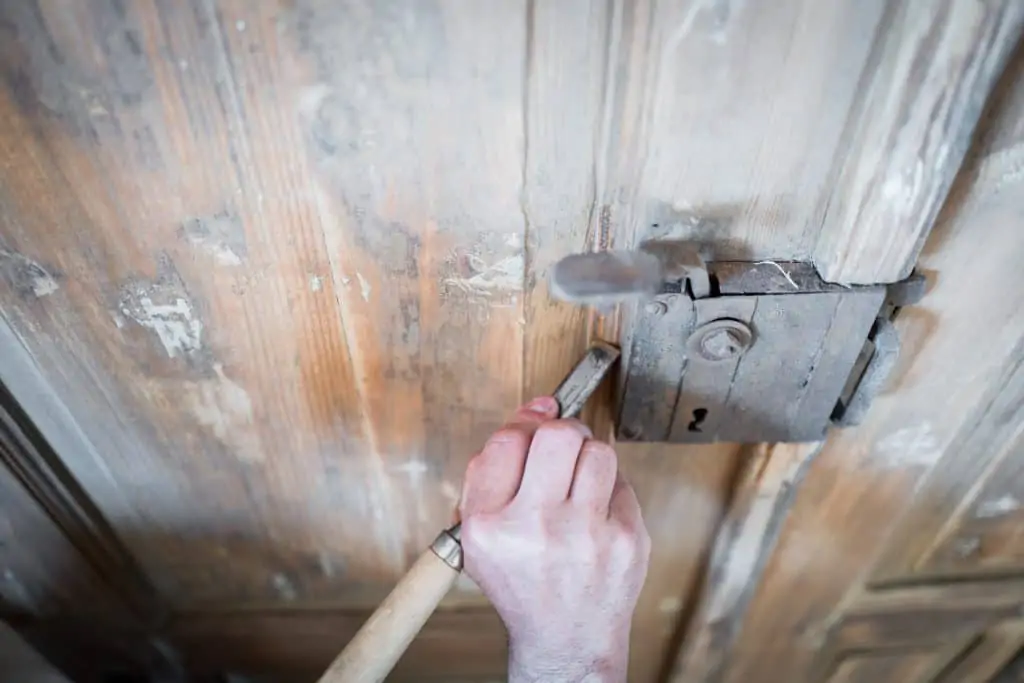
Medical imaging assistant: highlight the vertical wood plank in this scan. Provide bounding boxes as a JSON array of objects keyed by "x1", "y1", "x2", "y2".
[
  {"x1": 668, "y1": 442, "x2": 822, "y2": 683},
  {"x1": 602, "y1": 0, "x2": 888, "y2": 260},
  {"x1": 0, "y1": 0, "x2": 530, "y2": 611},
  {"x1": 721, "y1": 45, "x2": 1024, "y2": 683},
  {"x1": 521, "y1": 0, "x2": 610, "y2": 401},
  {"x1": 813, "y1": 0, "x2": 1024, "y2": 285}
]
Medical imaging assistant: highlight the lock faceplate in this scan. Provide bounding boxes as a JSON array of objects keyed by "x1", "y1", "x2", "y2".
[{"x1": 617, "y1": 261, "x2": 886, "y2": 444}]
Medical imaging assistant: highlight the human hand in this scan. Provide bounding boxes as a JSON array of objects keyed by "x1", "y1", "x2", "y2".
[{"x1": 459, "y1": 397, "x2": 651, "y2": 683}]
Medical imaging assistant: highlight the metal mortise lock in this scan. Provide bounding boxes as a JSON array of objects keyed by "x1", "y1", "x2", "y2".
[{"x1": 550, "y1": 246, "x2": 925, "y2": 444}]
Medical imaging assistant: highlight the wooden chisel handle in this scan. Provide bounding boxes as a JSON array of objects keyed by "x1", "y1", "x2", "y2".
[
  {"x1": 316, "y1": 542, "x2": 460, "y2": 683},
  {"x1": 317, "y1": 341, "x2": 620, "y2": 683}
]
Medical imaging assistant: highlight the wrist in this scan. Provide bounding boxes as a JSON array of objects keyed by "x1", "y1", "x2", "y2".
[{"x1": 508, "y1": 629, "x2": 630, "y2": 683}]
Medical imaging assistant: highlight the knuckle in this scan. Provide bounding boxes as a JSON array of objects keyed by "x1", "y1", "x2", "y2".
[
  {"x1": 609, "y1": 521, "x2": 646, "y2": 558},
  {"x1": 484, "y1": 427, "x2": 531, "y2": 451},
  {"x1": 537, "y1": 418, "x2": 592, "y2": 440},
  {"x1": 580, "y1": 439, "x2": 617, "y2": 464}
]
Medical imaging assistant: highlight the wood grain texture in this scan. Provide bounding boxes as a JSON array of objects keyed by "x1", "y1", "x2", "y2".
[
  {"x1": 0, "y1": 0, "x2": 529, "y2": 611},
  {"x1": 601, "y1": 0, "x2": 889, "y2": 260},
  {"x1": 618, "y1": 442, "x2": 740, "y2": 683},
  {"x1": 669, "y1": 442, "x2": 823, "y2": 683},
  {"x1": 813, "y1": 0, "x2": 1024, "y2": 285},
  {"x1": 935, "y1": 621, "x2": 1024, "y2": 683},
  {"x1": 719, "y1": 44, "x2": 1024, "y2": 683}
]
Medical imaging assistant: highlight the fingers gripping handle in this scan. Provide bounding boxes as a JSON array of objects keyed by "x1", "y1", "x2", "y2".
[
  {"x1": 318, "y1": 342, "x2": 620, "y2": 682},
  {"x1": 316, "y1": 549, "x2": 460, "y2": 683}
]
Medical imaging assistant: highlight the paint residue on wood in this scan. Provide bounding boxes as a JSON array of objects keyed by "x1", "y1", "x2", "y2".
[
  {"x1": 869, "y1": 423, "x2": 942, "y2": 469},
  {"x1": 180, "y1": 211, "x2": 246, "y2": 267},
  {"x1": 356, "y1": 272, "x2": 372, "y2": 302},
  {"x1": 119, "y1": 291, "x2": 203, "y2": 359},
  {"x1": 0, "y1": 249, "x2": 60, "y2": 298},
  {"x1": 974, "y1": 494, "x2": 1020, "y2": 519},
  {"x1": 444, "y1": 252, "x2": 524, "y2": 296},
  {"x1": 185, "y1": 363, "x2": 261, "y2": 463}
]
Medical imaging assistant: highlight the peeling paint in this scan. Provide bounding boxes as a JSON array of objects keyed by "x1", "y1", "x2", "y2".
[
  {"x1": 318, "y1": 551, "x2": 337, "y2": 578},
  {"x1": 445, "y1": 253, "x2": 524, "y2": 295},
  {"x1": 975, "y1": 494, "x2": 1020, "y2": 519},
  {"x1": 121, "y1": 293, "x2": 203, "y2": 359},
  {"x1": 356, "y1": 272, "x2": 372, "y2": 302},
  {"x1": 271, "y1": 572, "x2": 298, "y2": 601},
  {"x1": 180, "y1": 211, "x2": 246, "y2": 267},
  {"x1": 393, "y1": 459, "x2": 428, "y2": 478},
  {"x1": 309, "y1": 274, "x2": 324, "y2": 292},
  {"x1": 185, "y1": 363, "x2": 261, "y2": 462},
  {"x1": 0, "y1": 249, "x2": 60, "y2": 298},
  {"x1": 870, "y1": 423, "x2": 941, "y2": 469}
]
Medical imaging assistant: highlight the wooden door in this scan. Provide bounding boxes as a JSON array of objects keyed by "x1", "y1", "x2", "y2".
[{"x1": 0, "y1": 2, "x2": 1022, "y2": 682}]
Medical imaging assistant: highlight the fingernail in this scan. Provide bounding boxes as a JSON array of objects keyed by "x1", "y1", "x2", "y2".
[{"x1": 525, "y1": 396, "x2": 559, "y2": 415}]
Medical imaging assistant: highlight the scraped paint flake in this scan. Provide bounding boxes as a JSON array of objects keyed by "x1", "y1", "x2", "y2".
[
  {"x1": 121, "y1": 295, "x2": 203, "y2": 358},
  {"x1": 393, "y1": 459, "x2": 429, "y2": 487},
  {"x1": 356, "y1": 272, "x2": 372, "y2": 302},
  {"x1": 870, "y1": 423, "x2": 941, "y2": 469},
  {"x1": 271, "y1": 573, "x2": 298, "y2": 601},
  {"x1": 318, "y1": 551, "x2": 337, "y2": 578},
  {"x1": 975, "y1": 494, "x2": 1020, "y2": 519},
  {"x1": 445, "y1": 253, "x2": 524, "y2": 295},
  {"x1": 309, "y1": 274, "x2": 323, "y2": 292},
  {"x1": 186, "y1": 363, "x2": 262, "y2": 463},
  {"x1": 0, "y1": 249, "x2": 59, "y2": 297}
]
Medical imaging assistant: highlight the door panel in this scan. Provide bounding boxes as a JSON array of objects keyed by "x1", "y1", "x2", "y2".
[
  {"x1": 717, "y1": 42, "x2": 1024, "y2": 683},
  {"x1": 1, "y1": 1, "x2": 1023, "y2": 682}
]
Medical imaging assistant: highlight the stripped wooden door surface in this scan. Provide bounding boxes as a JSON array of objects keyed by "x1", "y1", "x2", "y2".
[{"x1": 0, "y1": 1, "x2": 1022, "y2": 682}]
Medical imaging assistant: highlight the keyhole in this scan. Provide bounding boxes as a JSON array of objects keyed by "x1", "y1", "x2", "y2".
[{"x1": 688, "y1": 408, "x2": 708, "y2": 433}]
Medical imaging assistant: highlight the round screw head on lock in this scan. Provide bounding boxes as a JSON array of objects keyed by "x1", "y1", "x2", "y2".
[{"x1": 687, "y1": 319, "x2": 753, "y2": 362}]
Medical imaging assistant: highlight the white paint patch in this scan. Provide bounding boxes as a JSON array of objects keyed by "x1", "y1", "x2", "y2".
[
  {"x1": 121, "y1": 296, "x2": 203, "y2": 359},
  {"x1": 870, "y1": 423, "x2": 942, "y2": 469},
  {"x1": 185, "y1": 234, "x2": 243, "y2": 266},
  {"x1": 0, "y1": 249, "x2": 59, "y2": 297},
  {"x1": 31, "y1": 273, "x2": 59, "y2": 296},
  {"x1": 235, "y1": 19, "x2": 246, "y2": 32},
  {"x1": 309, "y1": 274, "x2": 323, "y2": 292},
  {"x1": 392, "y1": 459, "x2": 429, "y2": 488},
  {"x1": 659, "y1": 596, "x2": 682, "y2": 613},
  {"x1": 271, "y1": 573, "x2": 298, "y2": 601},
  {"x1": 186, "y1": 363, "x2": 261, "y2": 462},
  {"x1": 880, "y1": 158, "x2": 925, "y2": 219},
  {"x1": 318, "y1": 551, "x2": 337, "y2": 578},
  {"x1": 356, "y1": 272, "x2": 372, "y2": 302},
  {"x1": 975, "y1": 494, "x2": 1021, "y2": 519},
  {"x1": 445, "y1": 253, "x2": 524, "y2": 295}
]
